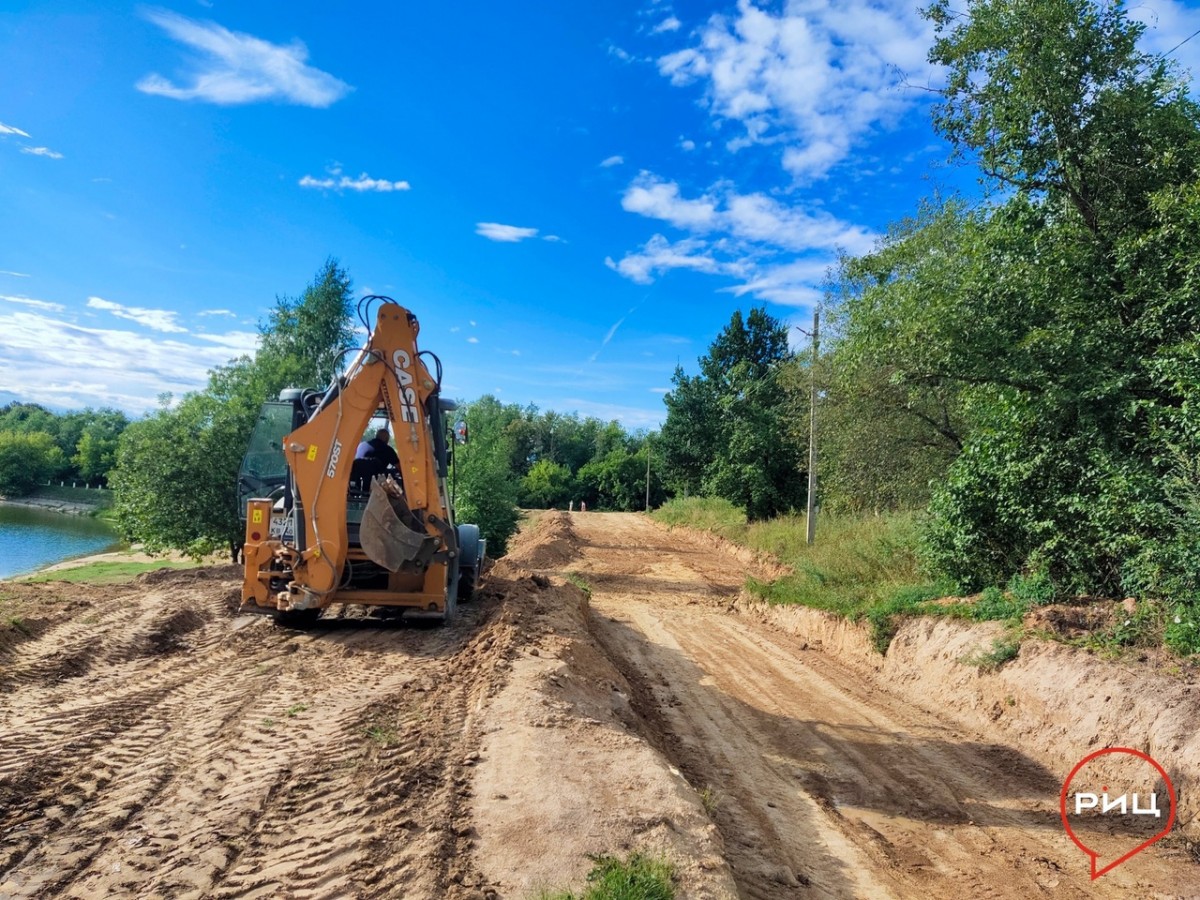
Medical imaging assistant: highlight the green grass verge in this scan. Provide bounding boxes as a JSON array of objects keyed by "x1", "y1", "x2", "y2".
[
  {"x1": 26, "y1": 484, "x2": 115, "y2": 510},
  {"x1": 537, "y1": 853, "x2": 675, "y2": 900},
  {"x1": 653, "y1": 498, "x2": 1053, "y2": 652},
  {"x1": 20, "y1": 560, "x2": 197, "y2": 585}
]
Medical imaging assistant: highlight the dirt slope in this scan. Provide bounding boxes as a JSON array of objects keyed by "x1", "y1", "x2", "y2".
[{"x1": 564, "y1": 512, "x2": 1199, "y2": 899}]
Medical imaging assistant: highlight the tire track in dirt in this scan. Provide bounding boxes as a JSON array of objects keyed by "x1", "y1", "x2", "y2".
[
  {"x1": 567, "y1": 512, "x2": 1199, "y2": 899},
  {"x1": 0, "y1": 569, "x2": 512, "y2": 899}
]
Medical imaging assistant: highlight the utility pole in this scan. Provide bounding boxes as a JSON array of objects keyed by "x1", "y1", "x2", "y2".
[{"x1": 806, "y1": 310, "x2": 819, "y2": 546}]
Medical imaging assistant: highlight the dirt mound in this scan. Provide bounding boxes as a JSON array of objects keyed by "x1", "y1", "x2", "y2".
[
  {"x1": 135, "y1": 563, "x2": 240, "y2": 585},
  {"x1": 469, "y1": 546, "x2": 738, "y2": 899},
  {"x1": 506, "y1": 509, "x2": 582, "y2": 569},
  {"x1": 1024, "y1": 601, "x2": 1118, "y2": 638}
]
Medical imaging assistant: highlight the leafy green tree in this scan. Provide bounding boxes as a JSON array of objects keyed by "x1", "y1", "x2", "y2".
[
  {"x1": 454, "y1": 395, "x2": 521, "y2": 554},
  {"x1": 660, "y1": 308, "x2": 804, "y2": 519},
  {"x1": 111, "y1": 259, "x2": 357, "y2": 558},
  {"x1": 0, "y1": 403, "x2": 58, "y2": 436},
  {"x1": 519, "y1": 459, "x2": 574, "y2": 508},
  {"x1": 0, "y1": 431, "x2": 63, "y2": 496},
  {"x1": 110, "y1": 394, "x2": 245, "y2": 556},
  {"x1": 72, "y1": 409, "x2": 130, "y2": 482},
  {"x1": 577, "y1": 443, "x2": 665, "y2": 511},
  {"x1": 258, "y1": 257, "x2": 356, "y2": 389},
  {"x1": 827, "y1": 0, "x2": 1200, "y2": 602}
]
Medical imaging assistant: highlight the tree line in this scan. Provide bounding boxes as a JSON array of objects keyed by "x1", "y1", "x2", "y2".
[
  {"x1": 0, "y1": 404, "x2": 129, "y2": 497},
  {"x1": 650, "y1": 0, "x2": 1200, "y2": 652}
]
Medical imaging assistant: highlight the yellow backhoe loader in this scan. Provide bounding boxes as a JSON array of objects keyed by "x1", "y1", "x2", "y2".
[{"x1": 238, "y1": 298, "x2": 485, "y2": 624}]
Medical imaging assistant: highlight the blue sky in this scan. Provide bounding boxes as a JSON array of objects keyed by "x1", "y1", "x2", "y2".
[{"x1": 3, "y1": 0, "x2": 1199, "y2": 429}]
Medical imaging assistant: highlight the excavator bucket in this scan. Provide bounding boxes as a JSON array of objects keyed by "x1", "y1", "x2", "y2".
[{"x1": 360, "y1": 476, "x2": 439, "y2": 572}]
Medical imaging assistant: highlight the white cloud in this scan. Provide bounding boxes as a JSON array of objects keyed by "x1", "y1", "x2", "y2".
[
  {"x1": 652, "y1": 16, "x2": 682, "y2": 34},
  {"x1": 475, "y1": 222, "x2": 539, "y2": 242},
  {"x1": 197, "y1": 308, "x2": 237, "y2": 317},
  {"x1": 608, "y1": 44, "x2": 634, "y2": 63},
  {"x1": 299, "y1": 172, "x2": 410, "y2": 192},
  {"x1": 657, "y1": 0, "x2": 936, "y2": 180},
  {"x1": 612, "y1": 173, "x2": 875, "y2": 305},
  {"x1": 511, "y1": 350, "x2": 521, "y2": 356},
  {"x1": 1, "y1": 294, "x2": 64, "y2": 312},
  {"x1": 589, "y1": 310, "x2": 636, "y2": 363},
  {"x1": 137, "y1": 9, "x2": 351, "y2": 107},
  {"x1": 621, "y1": 173, "x2": 875, "y2": 254},
  {"x1": 719, "y1": 259, "x2": 829, "y2": 307},
  {"x1": 679, "y1": 137, "x2": 696, "y2": 151},
  {"x1": 87, "y1": 296, "x2": 187, "y2": 333},
  {"x1": 0, "y1": 309, "x2": 261, "y2": 412},
  {"x1": 0, "y1": 270, "x2": 30, "y2": 278},
  {"x1": 467, "y1": 336, "x2": 480, "y2": 344},
  {"x1": 190, "y1": 330, "x2": 260, "y2": 353},
  {"x1": 543, "y1": 234, "x2": 565, "y2": 243},
  {"x1": 21, "y1": 146, "x2": 63, "y2": 159},
  {"x1": 0, "y1": 121, "x2": 31, "y2": 137},
  {"x1": 622, "y1": 172, "x2": 718, "y2": 229},
  {"x1": 558, "y1": 398, "x2": 664, "y2": 430},
  {"x1": 600, "y1": 155, "x2": 625, "y2": 167},
  {"x1": 605, "y1": 234, "x2": 726, "y2": 284}
]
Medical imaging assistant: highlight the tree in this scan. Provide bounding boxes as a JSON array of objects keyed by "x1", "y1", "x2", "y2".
[
  {"x1": 927, "y1": 0, "x2": 1200, "y2": 236},
  {"x1": 660, "y1": 308, "x2": 805, "y2": 519},
  {"x1": 454, "y1": 395, "x2": 521, "y2": 555},
  {"x1": 827, "y1": 0, "x2": 1200, "y2": 598},
  {"x1": 72, "y1": 409, "x2": 130, "y2": 482},
  {"x1": 519, "y1": 459, "x2": 574, "y2": 508},
  {"x1": 0, "y1": 431, "x2": 63, "y2": 496},
  {"x1": 111, "y1": 259, "x2": 357, "y2": 558},
  {"x1": 258, "y1": 258, "x2": 356, "y2": 388}
]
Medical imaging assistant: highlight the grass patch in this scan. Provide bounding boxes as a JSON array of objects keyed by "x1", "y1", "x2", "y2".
[
  {"x1": 21, "y1": 560, "x2": 197, "y2": 585},
  {"x1": 565, "y1": 571, "x2": 592, "y2": 597},
  {"x1": 960, "y1": 637, "x2": 1021, "y2": 671},
  {"x1": 26, "y1": 484, "x2": 115, "y2": 511},
  {"x1": 285, "y1": 703, "x2": 309, "y2": 718},
  {"x1": 364, "y1": 724, "x2": 398, "y2": 747},
  {"x1": 5, "y1": 615, "x2": 31, "y2": 635},
  {"x1": 656, "y1": 498, "x2": 956, "y2": 651},
  {"x1": 652, "y1": 498, "x2": 1065, "y2": 653},
  {"x1": 538, "y1": 852, "x2": 675, "y2": 900},
  {"x1": 699, "y1": 786, "x2": 720, "y2": 817}
]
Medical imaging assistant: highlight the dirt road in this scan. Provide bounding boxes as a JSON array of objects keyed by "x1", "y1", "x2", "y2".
[
  {"x1": 568, "y1": 512, "x2": 1198, "y2": 899},
  {"x1": 1, "y1": 512, "x2": 1196, "y2": 898}
]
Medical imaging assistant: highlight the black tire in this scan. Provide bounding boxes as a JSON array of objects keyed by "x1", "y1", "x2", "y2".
[
  {"x1": 275, "y1": 608, "x2": 321, "y2": 628},
  {"x1": 458, "y1": 566, "x2": 477, "y2": 602}
]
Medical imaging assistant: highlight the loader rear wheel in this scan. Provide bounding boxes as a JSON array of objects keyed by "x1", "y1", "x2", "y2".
[{"x1": 458, "y1": 567, "x2": 476, "y2": 602}]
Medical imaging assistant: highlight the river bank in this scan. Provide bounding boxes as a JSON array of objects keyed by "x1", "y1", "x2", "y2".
[{"x1": 0, "y1": 485, "x2": 113, "y2": 517}]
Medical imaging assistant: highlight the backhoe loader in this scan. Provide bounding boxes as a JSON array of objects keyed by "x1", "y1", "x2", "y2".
[{"x1": 238, "y1": 297, "x2": 485, "y2": 623}]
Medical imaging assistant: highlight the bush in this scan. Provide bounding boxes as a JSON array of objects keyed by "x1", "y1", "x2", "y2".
[{"x1": 1165, "y1": 604, "x2": 1200, "y2": 656}]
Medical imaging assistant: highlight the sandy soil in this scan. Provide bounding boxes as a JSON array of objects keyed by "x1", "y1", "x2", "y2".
[
  {"x1": 1, "y1": 511, "x2": 1197, "y2": 898},
  {"x1": 565, "y1": 512, "x2": 1199, "y2": 899}
]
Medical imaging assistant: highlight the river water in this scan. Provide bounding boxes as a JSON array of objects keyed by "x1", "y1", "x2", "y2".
[{"x1": 0, "y1": 504, "x2": 121, "y2": 580}]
